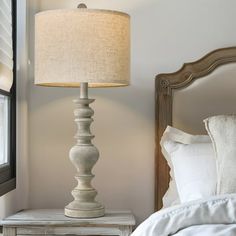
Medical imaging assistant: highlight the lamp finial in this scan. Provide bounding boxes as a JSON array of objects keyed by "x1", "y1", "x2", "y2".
[{"x1": 77, "y1": 3, "x2": 87, "y2": 8}]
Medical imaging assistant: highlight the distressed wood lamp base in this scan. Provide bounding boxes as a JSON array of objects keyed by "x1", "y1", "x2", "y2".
[{"x1": 64, "y1": 82, "x2": 105, "y2": 218}]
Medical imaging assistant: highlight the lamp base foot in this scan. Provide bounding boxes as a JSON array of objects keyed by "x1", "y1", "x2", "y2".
[{"x1": 64, "y1": 206, "x2": 105, "y2": 218}]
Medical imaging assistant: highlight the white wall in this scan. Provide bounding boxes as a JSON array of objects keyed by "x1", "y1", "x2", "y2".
[{"x1": 27, "y1": 0, "x2": 236, "y2": 224}]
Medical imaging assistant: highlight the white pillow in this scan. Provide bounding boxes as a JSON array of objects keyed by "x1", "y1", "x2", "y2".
[
  {"x1": 160, "y1": 126, "x2": 216, "y2": 205},
  {"x1": 162, "y1": 177, "x2": 180, "y2": 208},
  {"x1": 204, "y1": 115, "x2": 236, "y2": 195}
]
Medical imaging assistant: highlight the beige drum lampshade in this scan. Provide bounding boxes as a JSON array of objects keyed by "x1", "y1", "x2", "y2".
[{"x1": 35, "y1": 8, "x2": 130, "y2": 87}]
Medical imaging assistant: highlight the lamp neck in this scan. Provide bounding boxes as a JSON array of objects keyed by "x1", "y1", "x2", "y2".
[{"x1": 80, "y1": 82, "x2": 88, "y2": 99}]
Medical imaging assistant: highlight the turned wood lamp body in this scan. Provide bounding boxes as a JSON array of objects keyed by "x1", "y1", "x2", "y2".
[
  {"x1": 34, "y1": 4, "x2": 130, "y2": 218},
  {"x1": 66, "y1": 82, "x2": 104, "y2": 218}
]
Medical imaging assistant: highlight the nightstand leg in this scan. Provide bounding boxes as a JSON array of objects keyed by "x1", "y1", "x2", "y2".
[
  {"x1": 3, "y1": 227, "x2": 16, "y2": 236},
  {"x1": 120, "y1": 226, "x2": 133, "y2": 236}
]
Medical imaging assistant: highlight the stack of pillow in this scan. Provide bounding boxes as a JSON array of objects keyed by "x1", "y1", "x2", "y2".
[{"x1": 161, "y1": 115, "x2": 236, "y2": 208}]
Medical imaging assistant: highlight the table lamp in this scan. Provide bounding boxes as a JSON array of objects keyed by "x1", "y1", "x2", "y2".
[{"x1": 34, "y1": 4, "x2": 130, "y2": 218}]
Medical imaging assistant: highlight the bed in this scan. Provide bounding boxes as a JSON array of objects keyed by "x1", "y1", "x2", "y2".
[{"x1": 132, "y1": 47, "x2": 236, "y2": 236}]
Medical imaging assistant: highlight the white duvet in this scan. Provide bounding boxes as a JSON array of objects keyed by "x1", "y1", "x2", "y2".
[{"x1": 132, "y1": 194, "x2": 236, "y2": 236}]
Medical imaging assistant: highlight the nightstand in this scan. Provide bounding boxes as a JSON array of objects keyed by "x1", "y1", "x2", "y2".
[{"x1": 1, "y1": 209, "x2": 135, "y2": 236}]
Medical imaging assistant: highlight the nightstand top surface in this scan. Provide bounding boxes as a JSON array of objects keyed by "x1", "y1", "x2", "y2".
[{"x1": 1, "y1": 209, "x2": 136, "y2": 226}]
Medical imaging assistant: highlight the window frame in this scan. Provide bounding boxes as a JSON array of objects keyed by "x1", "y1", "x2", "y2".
[{"x1": 0, "y1": 0, "x2": 16, "y2": 196}]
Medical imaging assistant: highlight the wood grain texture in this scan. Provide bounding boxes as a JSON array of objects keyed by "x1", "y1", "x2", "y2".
[
  {"x1": 3, "y1": 228, "x2": 16, "y2": 236},
  {"x1": 16, "y1": 227, "x2": 121, "y2": 234},
  {"x1": 155, "y1": 47, "x2": 236, "y2": 210},
  {"x1": 1, "y1": 209, "x2": 135, "y2": 226}
]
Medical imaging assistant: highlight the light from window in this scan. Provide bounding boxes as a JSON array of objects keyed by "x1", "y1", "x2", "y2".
[{"x1": 0, "y1": 94, "x2": 9, "y2": 166}]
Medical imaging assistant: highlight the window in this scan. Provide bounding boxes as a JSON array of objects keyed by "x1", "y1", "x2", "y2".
[{"x1": 0, "y1": 0, "x2": 16, "y2": 196}]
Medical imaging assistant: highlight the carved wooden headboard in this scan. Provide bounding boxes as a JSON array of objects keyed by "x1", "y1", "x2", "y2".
[{"x1": 155, "y1": 47, "x2": 236, "y2": 210}]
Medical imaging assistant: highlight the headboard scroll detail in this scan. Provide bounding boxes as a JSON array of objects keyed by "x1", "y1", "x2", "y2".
[{"x1": 155, "y1": 47, "x2": 236, "y2": 211}]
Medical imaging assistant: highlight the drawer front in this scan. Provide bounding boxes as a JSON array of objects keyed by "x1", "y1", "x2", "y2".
[{"x1": 17, "y1": 227, "x2": 121, "y2": 236}]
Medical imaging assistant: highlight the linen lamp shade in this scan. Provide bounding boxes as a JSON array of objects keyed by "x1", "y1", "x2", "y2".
[{"x1": 35, "y1": 9, "x2": 130, "y2": 87}]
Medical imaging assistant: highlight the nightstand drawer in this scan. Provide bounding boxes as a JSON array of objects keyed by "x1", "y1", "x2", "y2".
[{"x1": 16, "y1": 227, "x2": 125, "y2": 235}]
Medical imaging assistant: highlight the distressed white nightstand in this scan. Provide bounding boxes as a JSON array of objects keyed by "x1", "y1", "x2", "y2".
[{"x1": 1, "y1": 209, "x2": 135, "y2": 236}]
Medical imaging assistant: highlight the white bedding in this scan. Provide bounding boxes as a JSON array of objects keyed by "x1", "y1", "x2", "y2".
[{"x1": 132, "y1": 194, "x2": 236, "y2": 236}]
